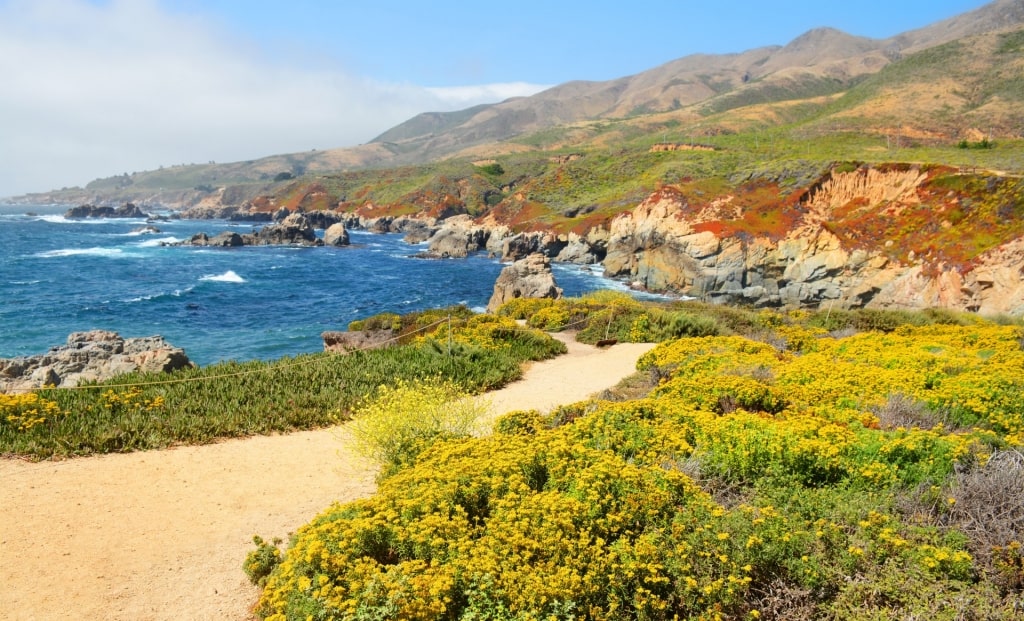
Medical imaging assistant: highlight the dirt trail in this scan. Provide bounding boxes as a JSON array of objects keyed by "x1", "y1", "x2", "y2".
[{"x1": 0, "y1": 336, "x2": 655, "y2": 621}]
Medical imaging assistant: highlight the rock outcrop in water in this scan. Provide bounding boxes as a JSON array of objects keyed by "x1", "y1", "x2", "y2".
[
  {"x1": 0, "y1": 330, "x2": 194, "y2": 393},
  {"x1": 182, "y1": 213, "x2": 325, "y2": 247},
  {"x1": 65, "y1": 203, "x2": 149, "y2": 219},
  {"x1": 487, "y1": 253, "x2": 563, "y2": 313},
  {"x1": 323, "y1": 223, "x2": 351, "y2": 247},
  {"x1": 249, "y1": 212, "x2": 321, "y2": 246}
]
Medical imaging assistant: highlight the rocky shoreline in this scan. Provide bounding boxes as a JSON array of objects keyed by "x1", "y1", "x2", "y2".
[
  {"x1": 45, "y1": 164, "x2": 1024, "y2": 317},
  {"x1": 0, "y1": 330, "x2": 193, "y2": 393},
  {"x1": 1, "y1": 251, "x2": 568, "y2": 393},
  {"x1": 177, "y1": 212, "x2": 350, "y2": 248}
]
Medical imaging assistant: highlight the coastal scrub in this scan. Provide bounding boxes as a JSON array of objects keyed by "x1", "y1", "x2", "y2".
[{"x1": 253, "y1": 319, "x2": 1024, "y2": 620}]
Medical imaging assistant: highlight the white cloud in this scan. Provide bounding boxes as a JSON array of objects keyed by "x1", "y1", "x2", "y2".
[
  {"x1": 427, "y1": 82, "x2": 552, "y2": 106},
  {"x1": 0, "y1": 0, "x2": 548, "y2": 197}
]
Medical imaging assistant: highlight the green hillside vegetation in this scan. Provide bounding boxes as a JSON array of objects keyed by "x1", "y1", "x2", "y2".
[{"x1": 247, "y1": 295, "x2": 1024, "y2": 620}]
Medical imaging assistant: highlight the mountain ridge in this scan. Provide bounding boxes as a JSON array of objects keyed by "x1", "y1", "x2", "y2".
[
  {"x1": 367, "y1": 0, "x2": 1024, "y2": 164},
  {"x1": 12, "y1": 0, "x2": 1024, "y2": 207}
]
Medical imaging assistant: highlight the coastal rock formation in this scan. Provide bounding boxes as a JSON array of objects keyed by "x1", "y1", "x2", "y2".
[
  {"x1": 0, "y1": 330, "x2": 193, "y2": 393},
  {"x1": 401, "y1": 218, "x2": 440, "y2": 244},
  {"x1": 603, "y1": 168, "x2": 1024, "y2": 315},
  {"x1": 323, "y1": 223, "x2": 351, "y2": 246},
  {"x1": 296, "y1": 210, "x2": 345, "y2": 230},
  {"x1": 188, "y1": 231, "x2": 245, "y2": 247},
  {"x1": 556, "y1": 230, "x2": 607, "y2": 265},
  {"x1": 178, "y1": 203, "x2": 254, "y2": 220},
  {"x1": 321, "y1": 329, "x2": 395, "y2": 353},
  {"x1": 251, "y1": 212, "x2": 321, "y2": 246},
  {"x1": 65, "y1": 203, "x2": 148, "y2": 219},
  {"x1": 501, "y1": 231, "x2": 566, "y2": 261},
  {"x1": 425, "y1": 215, "x2": 490, "y2": 258},
  {"x1": 487, "y1": 253, "x2": 563, "y2": 313},
  {"x1": 181, "y1": 213, "x2": 323, "y2": 248}
]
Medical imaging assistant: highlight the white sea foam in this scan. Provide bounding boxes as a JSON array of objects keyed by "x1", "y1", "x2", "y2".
[
  {"x1": 125, "y1": 293, "x2": 158, "y2": 303},
  {"x1": 120, "y1": 228, "x2": 163, "y2": 237},
  {"x1": 124, "y1": 287, "x2": 188, "y2": 303},
  {"x1": 35, "y1": 247, "x2": 126, "y2": 258},
  {"x1": 200, "y1": 270, "x2": 246, "y2": 283},
  {"x1": 135, "y1": 236, "x2": 180, "y2": 248},
  {"x1": 37, "y1": 215, "x2": 118, "y2": 224},
  {"x1": 37, "y1": 215, "x2": 70, "y2": 223},
  {"x1": 9, "y1": 279, "x2": 42, "y2": 285}
]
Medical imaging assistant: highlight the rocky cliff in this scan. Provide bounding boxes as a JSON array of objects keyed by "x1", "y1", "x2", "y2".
[
  {"x1": 603, "y1": 166, "x2": 1024, "y2": 315},
  {"x1": 201, "y1": 163, "x2": 1023, "y2": 316}
]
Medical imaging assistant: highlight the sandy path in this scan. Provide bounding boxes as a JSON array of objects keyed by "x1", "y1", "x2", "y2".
[{"x1": 0, "y1": 336, "x2": 655, "y2": 621}]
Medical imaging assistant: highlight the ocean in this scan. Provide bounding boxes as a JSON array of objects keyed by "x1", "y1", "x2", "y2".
[{"x1": 0, "y1": 204, "x2": 646, "y2": 366}]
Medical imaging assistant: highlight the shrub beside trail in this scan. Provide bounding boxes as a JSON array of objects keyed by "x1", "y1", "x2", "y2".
[
  {"x1": 0, "y1": 311, "x2": 564, "y2": 459},
  {"x1": 252, "y1": 313, "x2": 1024, "y2": 620}
]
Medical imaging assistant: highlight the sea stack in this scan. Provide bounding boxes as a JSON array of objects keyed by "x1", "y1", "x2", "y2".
[{"x1": 487, "y1": 253, "x2": 563, "y2": 313}]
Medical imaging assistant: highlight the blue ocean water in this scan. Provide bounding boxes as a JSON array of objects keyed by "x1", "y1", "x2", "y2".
[{"x1": 0, "y1": 204, "x2": 645, "y2": 366}]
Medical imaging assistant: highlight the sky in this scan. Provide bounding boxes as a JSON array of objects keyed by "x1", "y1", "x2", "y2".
[{"x1": 0, "y1": 0, "x2": 991, "y2": 197}]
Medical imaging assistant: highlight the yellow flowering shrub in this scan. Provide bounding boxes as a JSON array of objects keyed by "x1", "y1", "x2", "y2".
[
  {"x1": 526, "y1": 304, "x2": 573, "y2": 331},
  {"x1": 253, "y1": 322, "x2": 1024, "y2": 620},
  {"x1": 347, "y1": 378, "x2": 487, "y2": 478},
  {"x1": 494, "y1": 296, "x2": 556, "y2": 319}
]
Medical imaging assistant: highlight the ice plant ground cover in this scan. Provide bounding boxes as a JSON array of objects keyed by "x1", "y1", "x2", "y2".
[
  {"x1": 0, "y1": 310, "x2": 565, "y2": 459},
  {"x1": 251, "y1": 298, "x2": 1024, "y2": 620}
]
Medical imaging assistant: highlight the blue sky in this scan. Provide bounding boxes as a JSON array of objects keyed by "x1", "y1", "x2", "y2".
[
  {"x1": 0, "y1": 0, "x2": 990, "y2": 196},
  {"x1": 175, "y1": 0, "x2": 987, "y2": 85}
]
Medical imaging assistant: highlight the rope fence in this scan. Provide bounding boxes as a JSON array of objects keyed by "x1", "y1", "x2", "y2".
[{"x1": 29, "y1": 310, "x2": 602, "y2": 392}]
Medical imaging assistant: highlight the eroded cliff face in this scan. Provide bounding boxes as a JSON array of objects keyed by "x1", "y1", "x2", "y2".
[{"x1": 604, "y1": 167, "x2": 1024, "y2": 314}]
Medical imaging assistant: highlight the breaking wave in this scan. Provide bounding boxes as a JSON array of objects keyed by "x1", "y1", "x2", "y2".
[{"x1": 199, "y1": 270, "x2": 246, "y2": 283}]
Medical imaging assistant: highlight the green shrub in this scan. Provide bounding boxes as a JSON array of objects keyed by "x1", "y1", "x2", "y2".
[
  {"x1": 652, "y1": 310, "x2": 721, "y2": 339},
  {"x1": 852, "y1": 309, "x2": 931, "y2": 332},
  {"x1": 243, "y1": 535, "x2": 283, "y2": 587},
  {"x1": 493, "y1": 409, "x2": 546, "y2": 436},
  {"x1": 475, "y1": 162, "x2": 505, "y2": 176},
  {"x1": 348, "y1": 312, "x2": 401, "y2": 332}
]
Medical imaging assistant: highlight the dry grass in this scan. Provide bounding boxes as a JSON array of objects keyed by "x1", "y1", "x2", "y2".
[
  {"x1": 948, "y1": 449, "x2": 1024, "y2": 566},
  {"x1": 872, "y1": 392, "x2": 957, "y2": 431}
]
